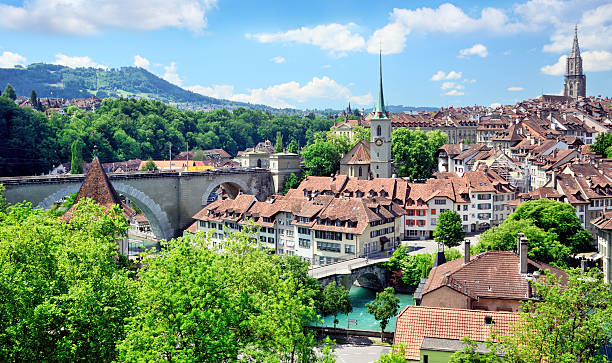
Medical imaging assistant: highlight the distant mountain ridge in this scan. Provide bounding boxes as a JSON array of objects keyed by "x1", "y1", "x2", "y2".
[{"x1": 0, "y1": 63, "x2": 266, "y2": 109}]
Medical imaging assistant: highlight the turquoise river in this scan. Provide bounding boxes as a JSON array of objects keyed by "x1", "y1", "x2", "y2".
[{"x1": 316, "y1": 286, "x2": 414, "y2": 332}]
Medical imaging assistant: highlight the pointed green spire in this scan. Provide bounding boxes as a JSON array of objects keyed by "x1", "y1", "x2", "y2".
[{"x1": 373, "y1": 49, "x2": 388, "y2": 119}]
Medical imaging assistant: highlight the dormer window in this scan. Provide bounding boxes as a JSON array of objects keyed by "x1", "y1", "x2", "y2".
[{"x1": 335, "y1": 220, "x2": 342, "y2": 227}]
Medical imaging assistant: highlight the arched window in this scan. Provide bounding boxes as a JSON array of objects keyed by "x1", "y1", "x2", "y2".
[
  {"x1": 257, "y1": 159, "x2": 262, "y2": 168},
  {"x1": 377, "y1": 125, "x2": 382, "y2": 137},
  {"x1": 359, "y1": 166, "x2": 362, "y2": 177}
]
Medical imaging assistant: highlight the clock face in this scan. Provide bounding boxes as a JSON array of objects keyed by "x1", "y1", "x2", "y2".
[{"x1": 375, "y1": 138, "x2": 383, "y2": 146}]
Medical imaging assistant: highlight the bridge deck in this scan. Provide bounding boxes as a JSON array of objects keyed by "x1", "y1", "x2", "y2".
[
  {"x1": 308, "y1": 255, "x2": 391, "y2": 279},
  {"x1": 0, "y1": 168, "x2": 270, "y2": 185}
]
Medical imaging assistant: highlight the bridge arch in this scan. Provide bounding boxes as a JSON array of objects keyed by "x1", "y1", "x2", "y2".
[
  {"x1": 36, "y1": 183, "x2": 173, "y2": 241},
  {"x1": 201, "y1": 176, "x2": 252, "y2": 205}
]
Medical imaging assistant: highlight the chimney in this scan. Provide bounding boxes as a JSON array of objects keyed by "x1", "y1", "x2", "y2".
[
  {"x1": 519, "y1": 234, "x2": 528, "y2": 275},
  {"x1": 464, "y1": 240, "x2": 470, "y2": 264}
]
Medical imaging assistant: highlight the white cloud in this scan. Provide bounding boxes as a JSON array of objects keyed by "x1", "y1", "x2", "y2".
[
  {"x1": 0, "y1": 0, "x2": 218, "y2": 35},
  {"x1": 269, "y1": 56, "x2": 285, "y2": 64},
  {"x1": 441, "y1": 82, "x2": 456, "y2": 90},
  {"x1": 366, "y1": 4, "x2": 514, "y2": 54},
  {"x1": 445, "y1": 89, "x2": 465, "y2": 96},
  {"x1": 188, "y1": 76, "x2": 372, "y2": 109},
  {"x1": 507, "y1": 86, "x2": 524, "y2": 91},
  {"x1": 53, "y1": 54, "x2": 107, "y2": 69},
  {"x1": 247, "y1": 23, "x2": 365, "y2": 57},
  {"x1": 163, "y1": 62, "x2": 182, "y2": 86},
  {"x1": 430, "y1": 70, "x2": 462, "y2": 81},
  {"x1": 134, "y1": 55, "x2": 150, "y2": 69},
  {"x1": 541, "y1": 50, "x2": 612, "y2": 75},
  {"x1": 459, "y1": 43, "x2": 488, "y2": 58},
  {"x1": 186, "y1": 84, "x2": 235, "y2": 100},
  {"x1": 0, "y1": 51, "x2": 26, "y2": 68},
  {"x1": 542, "y1": 3, "x2": 612, "y2": 53}
]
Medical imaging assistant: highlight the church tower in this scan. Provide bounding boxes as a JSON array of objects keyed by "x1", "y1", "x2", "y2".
[
  {"x1": 370, "y1": 51, "x2": 393, "y2": 178},
  {"x1": 563, "y1": 25, "x2": 586, "y2": 100}
]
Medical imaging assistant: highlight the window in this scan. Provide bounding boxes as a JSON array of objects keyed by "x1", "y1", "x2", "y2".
[
  {"x1": 431, "y1": 209, "x2": 436, "y2": 215},
  {"x1": 434, "y1": 199, "x2": 446, "y2": 205},
  {"x1": 477, "y1": 194, "x2": 492, "y2": 200},
  {"x1": 407, "y1": 210, "x2": 414, "y2": 216},
  {"x1": 268, "y1": 237, "x2": 275, "y2": 243},
  {"x1": 199, "y1": 220, "x2": 206, "y2": 227},
  {"x1": 267, "y1": 227, "x2": 274, "y2": 234},
  {"x1": 298, "y1": 227, "x2": 310, "y2": 235},
  {"x1": 317, "y1": 242, "x2": 341, "y2": 252},
  {"x1": 345, "y1": 244, "x2": 355, "y2": 254},
  {"x1": 377, "y1": 125, "x2": 382, "y2": 136},
  {"x1": 431, "y1": 218, "x2": 436, "y2": 226},
  {"x1": 299, "y1": 238, "x2": 311, "y2": 248},
  {"x1": 359, "y1": 167, "x2": 362, "y2": 177},
  {"x1": 345, "y1": 233, "x2": 354, "y2": 240},
  {"x1": 314, "y1": 230, "x2": 343, "y2": 241},
  {"x1": 463, "y1": 215, "x2": 468, "y2": 221}
]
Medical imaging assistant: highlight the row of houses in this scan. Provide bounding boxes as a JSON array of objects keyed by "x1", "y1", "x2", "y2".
[{"x1": 186, "y1": 170, "x2": 516, "y2": 266}]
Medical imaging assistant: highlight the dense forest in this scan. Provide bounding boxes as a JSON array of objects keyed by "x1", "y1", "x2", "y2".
[
  {"x1": 0, "y1": 63, "x2": 250, "y2": 107},
  {"x1": 0, "y1": 96, "x2": 333, "y2": 176}
]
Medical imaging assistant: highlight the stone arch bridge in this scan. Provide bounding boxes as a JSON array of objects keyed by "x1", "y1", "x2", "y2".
[
  {"x1": 309, "y1": 256, "x2": 390, "y2": 291},
  {"x1": 0, "y1": 169, "x2": 274, "y2": 240}
]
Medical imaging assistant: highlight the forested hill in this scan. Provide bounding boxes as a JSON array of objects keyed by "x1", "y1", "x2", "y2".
[{"x1": 0, "y1": 63, "x2": 259, "y2": 108}]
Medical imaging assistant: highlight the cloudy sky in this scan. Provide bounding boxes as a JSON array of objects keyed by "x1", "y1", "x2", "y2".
[{"x1": 0, "y1": 0, "x2": 610, "y2": 109}]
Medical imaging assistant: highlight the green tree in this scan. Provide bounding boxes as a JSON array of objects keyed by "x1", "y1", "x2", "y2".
[
  {"x1": 275, "y1": 130, "x2": 284, "y2": 152},
  {"x1": 433, "y1": 210, "x2": 465, "y2": 248},
  {"x1": 302, "y1": 140, "x2": 341, "y2": 176},
  {"x1": 376, "y1": 344, "x2": 407, "y2": 363},
  {"x1": 0, "y1": 199, "x2": 135, "y2": 362},
  {"x1": 508, "y1": 199, "x2": 592, "y2": 253},
  {"x1": 476, "y1": 219, "x2": 571, "y2": 267},
  {"x1": 70, "y1": 139, "x2": 85, "y2": 174},
  {"x1": 498, "y1": 268, "x2": 612, "y2": 362},
  {"x1": 351, "y1": 125, "x2": 370, "y2": 146},
  {"x1": 118, "y1": 229, "x2": 320, "y2": 362},
  {"x1": 141, "y1": 158, "x2": 158, "y2": 171},
  {"x1": 287, "y1": 139, "x2": 298, "y2": 153},
  {"x1": 590, "y1": 132, "x2": 612, "y2": 157},
  {"x1": 192, "y1": 149, "x2": 205, "y2": 161},
  {"x1": 366, "y1": 287, "x2": 400, "y2": 340},
  {"x1": 2, "y1": 83, "x2": 16, "y2": 101},
  {"x1": 0, "y1": 184, "x2": 8, "y2": 213},
  {"x1": 426, "y1": 129, "x2": 448, "y2": 156},
  {"x1": 391, "y1": 128, "x2": 434, "y2": 180},
  {"x1": 449, "y1": 337, "x2": 501, "y2": 363},
  {"x1": 319, "y1": 282, "x2": 352, "y2": 328},
  {"x1": 29, "y1": 89, "x2": 42, "y2": 111},
  {"x1": 283, "y1": 172, "x2": 303, "y2": 194}
]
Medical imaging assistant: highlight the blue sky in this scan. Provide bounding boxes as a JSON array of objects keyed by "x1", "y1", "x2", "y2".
[{"x1": 0, "y1": 0, "x2": 610, "y2": 109}]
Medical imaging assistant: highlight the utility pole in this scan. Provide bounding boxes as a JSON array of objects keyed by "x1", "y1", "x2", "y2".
[{"x1": 168, "y1": 142, "x2": 172, "y2": 170}]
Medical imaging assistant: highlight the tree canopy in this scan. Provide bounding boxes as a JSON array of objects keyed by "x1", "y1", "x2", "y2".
[
  {"x1": 498, "y1": 268, "x2": 612, "y2": 362},
  {"x1": 2, "y1": 83, "x2": 16, "y2": 101},
  {"x1": 476, "y1": 199, "x2": 592, "y2": 267},
  {"x1": 0, "y1": 97, "x2": 333, "y2": 176},
  {"x1": 366, "y1": 287, "x2": 400, "y2": 340},
  {"x1": 0, "y1": 199, "x2": 135, "y2": 362},
  {"x1": 590, "y1": 132, "x2": 612, "y2": 157},
  {"x1": 391, "y1": 128, "x2": 447, "y2": 180},
  {"x1": 433, "y1": 210, "x2": 465, "y2": 248},
  {"x1": 319, "y1": 282, "x2": 352, "y2": 328}
]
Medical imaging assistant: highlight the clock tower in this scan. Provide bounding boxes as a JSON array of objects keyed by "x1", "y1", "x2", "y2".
[{"x1": 370, "y1": 51, "x2": 393, "y2": 178}]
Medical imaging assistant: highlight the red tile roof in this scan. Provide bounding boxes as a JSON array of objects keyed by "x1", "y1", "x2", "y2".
[{"x1": 394, "y1": 305, "x2": 519, "y2": 361}]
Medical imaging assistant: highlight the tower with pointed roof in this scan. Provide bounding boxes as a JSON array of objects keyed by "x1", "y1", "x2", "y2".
[
  {"x1": 563, "y1": 25, "x2": 586, "y2": 100},
  {"x1": 370, "y1": 51, "x2": 393, "y2": 178}
]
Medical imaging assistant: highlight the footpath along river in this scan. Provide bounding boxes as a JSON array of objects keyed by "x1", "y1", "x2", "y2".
[{"x1": 316, "y1": 286, "x2": 414, "y2": 332}]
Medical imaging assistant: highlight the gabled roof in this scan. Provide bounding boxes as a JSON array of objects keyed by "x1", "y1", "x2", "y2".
[
  {"x1": 62, "y1": 157, "x2": 135, "y2": 221},
  {"x1": 340, "y1": 140, "x2": 371, "y2": 165},
  {"x1": 394, "y1": 305, "x2": 519, "y2": 361},
  {"x1": 422, "y1": 250, "x2": 566, "y2": 301}
]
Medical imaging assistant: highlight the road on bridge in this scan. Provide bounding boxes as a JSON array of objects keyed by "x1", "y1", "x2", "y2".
[{"x1": 308, "y1": 253, "x2": 392, "y2": 280}]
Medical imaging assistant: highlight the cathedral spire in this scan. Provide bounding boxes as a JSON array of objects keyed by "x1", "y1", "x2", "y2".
[
  {"x1": 570, "y1": 25, "x2": 580, "y2": 58},
  {"x1": 373, "y1": 49, "x2": 388, "y2": 119}
]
